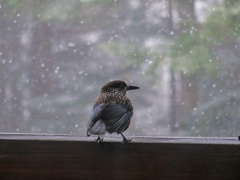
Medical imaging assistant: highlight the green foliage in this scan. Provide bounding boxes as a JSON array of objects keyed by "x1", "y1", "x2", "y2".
[
  {"x1": 101, "y1": 42, "x2": 146, "y2": 66},
  {"x1": 183, "y1": 98, "x2": 240, "y2": 136},
  {"x1": 39, "y1": 1, "x2": 83, "y2": 21},
  {"x1": 37, "y1": 0, "x2": 120, "y2": 21},
  {"x1": 204, "y1": 3, "x2": 240, "y2": 44},
  {"x1": 168, "y1": 31, "x2": 217, "y2": 74},
  {"x1": 1, "y1": 0, "x2": 27, "y2": 15},
  {"x1": 167, "y1": 1, "x2": 240, "y2": 75},
  {"x1": 3, "y1": 0, "x2": 19, "y2": 7},
  {"x1": 99, "y1": 41, "x2": 165, "y2": 76},
  {"x1": 1, "y1": 0, "x2": 84, "y2": 21}
]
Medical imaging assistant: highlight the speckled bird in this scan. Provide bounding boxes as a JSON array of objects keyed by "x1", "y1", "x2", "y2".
[{"x1": 87, "y1": 80, "x2": 140, "y2": 143}]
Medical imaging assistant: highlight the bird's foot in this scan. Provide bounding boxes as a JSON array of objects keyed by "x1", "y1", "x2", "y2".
[
  {"x1": 95, "y1": 136, "x2": 103, "y2": 144},
  {"x1": 122, "y1": 137, "x2": 131, "y2": 143},
  {"x1": 121, "y1": 133, "x2": 131, "y2": 143}
]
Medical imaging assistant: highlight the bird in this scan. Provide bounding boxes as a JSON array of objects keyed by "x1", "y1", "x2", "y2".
[{"x1": 87, "y1": 80, "x2": 140, "y2": 143}]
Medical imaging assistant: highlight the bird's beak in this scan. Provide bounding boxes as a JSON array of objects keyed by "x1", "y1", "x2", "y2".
[{"x1": 127, "y1": 85, "x2": 140, "y2": 91}]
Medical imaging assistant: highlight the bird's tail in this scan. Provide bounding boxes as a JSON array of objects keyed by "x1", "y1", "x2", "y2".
[{"x1": 87, "y1": 120, "x2": 106, "y2": 136}]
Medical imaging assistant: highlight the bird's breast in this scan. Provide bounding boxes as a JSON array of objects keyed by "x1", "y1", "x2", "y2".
[{"x1": 95, "y1": 93, "x2": 132, "y2": 107}]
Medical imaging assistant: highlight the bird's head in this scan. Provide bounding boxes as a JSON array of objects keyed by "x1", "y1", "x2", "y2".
[{"x1": 100, "y1": 80, "x2": 140, "y2": 95}]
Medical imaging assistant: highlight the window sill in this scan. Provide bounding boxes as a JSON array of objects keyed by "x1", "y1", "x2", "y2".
[{"x1": 1, "y1": 133, "x2": 240, "y2": 179}]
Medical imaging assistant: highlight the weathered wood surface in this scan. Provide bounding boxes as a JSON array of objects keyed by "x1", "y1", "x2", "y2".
[{"x1": 0, "y1": 133, "x2": 240, "y2": 180}]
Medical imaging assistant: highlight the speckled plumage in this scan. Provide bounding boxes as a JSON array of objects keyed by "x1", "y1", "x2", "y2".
[
  {"x1": 87, "y1": 80, "x2": 139, "y2": 142},
  {"x1": 95, "y1": 91, "x2": 132, "y2": 106}
]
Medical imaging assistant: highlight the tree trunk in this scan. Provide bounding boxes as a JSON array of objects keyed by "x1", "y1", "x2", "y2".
[
  {"x1": 31, "y1": 21, "x2": 53, "y2": 96},
  {"x1": 176, "y1": 0, "x2": 199, "y2": 117},
  {"x1": 168, "y1": 0, "x2": 177, "y2": 131}
]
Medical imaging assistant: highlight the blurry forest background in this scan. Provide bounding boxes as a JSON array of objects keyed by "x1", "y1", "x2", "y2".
[{"x1": 0, "y1": 0, "x2": 239, "y2": 137}]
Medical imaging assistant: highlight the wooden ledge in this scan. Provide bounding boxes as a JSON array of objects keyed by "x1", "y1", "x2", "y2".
[
  {"x1": 0, "y1": 133, "x2": 239, "y2": 144},
  {"x1": 1, "y1": 133, "x2": 240, "y2": 179}
]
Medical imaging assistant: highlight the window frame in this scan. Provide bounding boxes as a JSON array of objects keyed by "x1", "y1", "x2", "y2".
[{"x1": 1, "y1": 133, "x2": 240, "y2": 179}]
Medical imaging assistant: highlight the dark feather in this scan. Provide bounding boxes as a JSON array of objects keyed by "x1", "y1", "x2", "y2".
[
  {"x1": 87, "y1": 103, "x2": 107, "y2": 136},
  {"x1": 89, "y1": 120, "x2": 106, "y2": 135},
  {"x1": 102, "y1": 103, "x2": 133, "y2": 134},
  {"x1": 87, "y1": 102, "x2": 133, "y2": 136}
]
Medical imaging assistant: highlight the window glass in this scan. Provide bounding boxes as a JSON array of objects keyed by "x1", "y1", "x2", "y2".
[{"x1": 0, "y1": 0, "x2": 239, "y2": 137}]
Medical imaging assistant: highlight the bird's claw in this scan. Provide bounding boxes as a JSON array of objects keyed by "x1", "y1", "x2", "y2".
[
  {"x1": 95, "y1": 136, "x2": 103, "y2": 144},
  {"x1": 120, "y1": 133, "x2": 131, "y2": 143},
  {"x1": 122, "y1": 137, "x2": 131, "y2": 143}
]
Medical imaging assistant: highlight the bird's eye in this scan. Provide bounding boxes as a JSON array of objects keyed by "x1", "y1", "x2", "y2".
[
  {"x1": 107, "y1": 88, "x2": 113, "y2": 92},
  {"x1": 120, "y1": 84, "x2": 125, "y2": 89}
]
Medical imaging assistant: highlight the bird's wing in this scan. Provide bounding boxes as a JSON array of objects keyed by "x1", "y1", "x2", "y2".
[
  {"x1": 101, "y1": 103, "x2": 133, "y2": 134},
  {"x1": 88, "y1": 119, "x2": 106, "y2": 136},
  {"x1": 87, "y1": 103, "x2": 108, "y2": 136}
]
